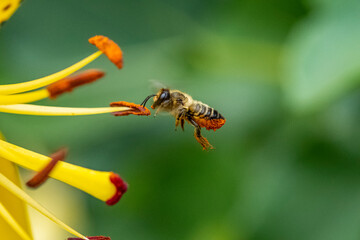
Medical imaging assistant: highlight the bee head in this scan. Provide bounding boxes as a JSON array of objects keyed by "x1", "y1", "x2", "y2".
[
  {"x1": 140, "y1": 88, "x2": 170, "y2": 109},
  {"x1": 151, "y1": 88, "x2": 170, "y2": 109}
]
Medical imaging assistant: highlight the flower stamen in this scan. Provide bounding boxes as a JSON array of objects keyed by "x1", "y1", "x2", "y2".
[
  {"x1": 47, "y1": 69, "x2": 105, "y2": 99},
  {"x1": 89, "y1": 35, "x2": 123, "y2": 69},
  {"x1": 110, "y1": 101, "x2": 151, "y2": 116},
  {"x1": 0, "y1": 69, "x2": 105, "y2": 105},
  {"x1": 26, "y1": 148, "x2": 67, "y2": 188},
  {"x1": 0, "y1": 89, "x2": 49, "y2": 105},
  {"x1": 0, "y1": 51, "x2": 102, "y2": 95},
  {"x1": 0, "y1": 104, "x2": 132, "y2": 116}
]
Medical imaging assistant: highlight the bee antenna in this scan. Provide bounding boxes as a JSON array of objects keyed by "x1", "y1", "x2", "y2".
[{"x1": 141, "y1": 94, "x2": 156, "y2": 107}]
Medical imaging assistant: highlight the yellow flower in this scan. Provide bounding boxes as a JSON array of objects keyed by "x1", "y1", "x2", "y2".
[{"x1": 0, "y1": 3, "x2": 150, "y2": 240}]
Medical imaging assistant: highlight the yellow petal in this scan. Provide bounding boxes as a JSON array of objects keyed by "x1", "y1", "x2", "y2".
[
  {"x1": 0, "y1": 51, "x2": 102, "y2": 95},
  {"x1": 0, "y1": 157, "x2": 33, "y2": 240},
  {"x1": 0, "y1": 104, "x2": 131, "y2": 116},
  {"x1": 0, "y1": 202, "x2": 32, "y2": 240},
  {"x1": 0, "y1": 132, "x2": 32, "y2": 240},
  {"x1": 0, "y1": 171, "x2": 88, "y2": 240}
]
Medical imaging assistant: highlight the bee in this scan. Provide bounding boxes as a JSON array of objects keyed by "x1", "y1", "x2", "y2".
[{"x1": 140, "y1": 88, "x2": 226, "y2": 150}]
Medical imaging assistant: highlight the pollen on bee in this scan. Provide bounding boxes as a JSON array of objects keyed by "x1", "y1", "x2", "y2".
[
  {"x1": 196, "y1": 118, "x2": 226, "y2": 131},
  {"x1": 89, "y1": 35, "x2": 123, "y2": 69},
  {"x1": 47, "y1": 69, "x2": 105, "y2": 99},
  {"x1": 110, "y1": 101, "x2": 151, "y2": 116}
]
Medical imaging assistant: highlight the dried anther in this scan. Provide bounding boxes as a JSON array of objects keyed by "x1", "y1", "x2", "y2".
[
  {"x1": 68, "y1": 236, "x2": 111, "y2": 240},
  {"x1": 26, "y1": 148, "x2": 68, "y2": 188},
  {"x1": 89, "y1": 35, "x2": 123, "y2": 69},
  {"x1": 110, "y1": 101, "x2": 151, "y2": 116},
  {"x1": 106, "y1": 173, "x2": 128, "y2": 206},
  {"x1": 47, "y1": 69, "x2": 105, "y2": 99}
]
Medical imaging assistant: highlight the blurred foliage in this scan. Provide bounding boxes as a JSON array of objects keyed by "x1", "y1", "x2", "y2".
[{"x1": 1, "y1": 0, "x2": 360, "y2": 240}]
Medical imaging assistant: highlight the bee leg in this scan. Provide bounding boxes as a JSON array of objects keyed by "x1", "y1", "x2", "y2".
[
  {"x1": 175, "y1": 108, "x2": 187, "y2": 131},
  {"x1": 154, "y1": 107, "x2": 162, "y2": 117},
  {"x1": 194, "y1": 127, "x2": 213, "y2": 150},
  {"x1": 175, "y1": 119, "x2": 180, "y2": 131},
  {"x1": 180, "y1": 119, "x2": 185, "y2": 131},
  {"x1": 187, "y1": 117, "x2": 213, "y2": 150},
  {"x1": 175, "y1": 118, "x2": 185, "y2": 131}
]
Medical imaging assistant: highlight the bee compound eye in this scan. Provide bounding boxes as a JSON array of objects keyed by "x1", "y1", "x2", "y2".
[{"x1": 160, "y1": 91, "x2": 169, "y2": 101}]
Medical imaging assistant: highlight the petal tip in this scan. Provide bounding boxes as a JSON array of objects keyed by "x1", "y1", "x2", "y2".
[{"x1": 106, "y1": 173, "x2": 128, "y2": 206}]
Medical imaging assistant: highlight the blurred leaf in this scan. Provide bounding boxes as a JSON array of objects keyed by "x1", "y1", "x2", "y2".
[
  {"x1": 177, "y1": 36, "x2": 282, "y2": 83},
  {"x1": 282, "y1": 1, "x2": 360, "y2": 112}
]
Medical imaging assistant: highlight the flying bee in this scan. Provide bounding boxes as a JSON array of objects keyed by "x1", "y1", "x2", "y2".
[{"x1": 140, "y1": 88, "x2": 226, "y2": 150}]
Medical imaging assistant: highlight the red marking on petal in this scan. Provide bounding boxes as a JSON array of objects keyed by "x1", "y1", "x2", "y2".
[
  {"x1": 89, "y1": 35, "x2": 123, "y2": 69},
  {"x1": 68, "y1": 236, "x2": 111, "y2": 240},
  {"x1": 47, "y1": 69, "x2": 105, "y2": 99},
  {"x1": 106, "y1": 172, "x2": 128, "y2": 206},
  {"x1": 26, "y1": 148, "x2": 68, "y2": 188},
  {"x1": 110, "y1": 101, "x2": 151, "y2": 116}
]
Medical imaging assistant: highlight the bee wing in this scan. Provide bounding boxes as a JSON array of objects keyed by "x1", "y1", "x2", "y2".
[{"x1": 148, "y1": 79, "x2": 168, "y2": 91}]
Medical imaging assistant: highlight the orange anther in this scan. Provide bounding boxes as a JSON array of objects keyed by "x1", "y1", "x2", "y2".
[
  {"x1": 26, "y1": 148, "x2": 68, "y2": 188},
  {"x1": 89, "y1": 35, "x2": 123, "y2": 69},
  {"x1": 110, "y1": 101, "x2": 151, "y2": 116},
  {"x1": 47, "y1": 69, "x2": 105, "y2": 99}
]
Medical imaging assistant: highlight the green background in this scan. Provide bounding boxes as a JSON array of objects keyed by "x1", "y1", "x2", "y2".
[{"x1": 1, "y1": 0, "x2": 360, "y2": 239}]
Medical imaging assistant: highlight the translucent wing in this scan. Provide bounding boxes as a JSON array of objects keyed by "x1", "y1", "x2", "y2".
[{"x1": 148, "y1": 79, "x2": 168, "y2": 91}]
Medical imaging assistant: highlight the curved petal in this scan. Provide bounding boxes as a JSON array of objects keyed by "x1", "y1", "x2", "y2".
[
  {"x1": 0, "y1": 157, "x2": 33, "y2": 240},
  {"x1": 0, "y1": 131, "x2": 32, "y2": 240},
  {"x1": 0, "y1": 172, "x2": 88, "y2": 240},
  {"x1": 0, "y1": 140, "x2": 127, "y2": 204}
]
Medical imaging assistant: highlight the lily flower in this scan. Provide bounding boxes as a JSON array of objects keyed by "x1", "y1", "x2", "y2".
[
  {"x1": 1, "y1": 3, "x2": 151, "y2": 239},
  {"x1": 0, "y1": 18, "x2": 150, "y2": 240}
]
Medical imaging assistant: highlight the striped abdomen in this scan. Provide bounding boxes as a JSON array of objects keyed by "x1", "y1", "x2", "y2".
[{"x1": 189, "y1": 102, "x2": 226, "y2": 131}]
